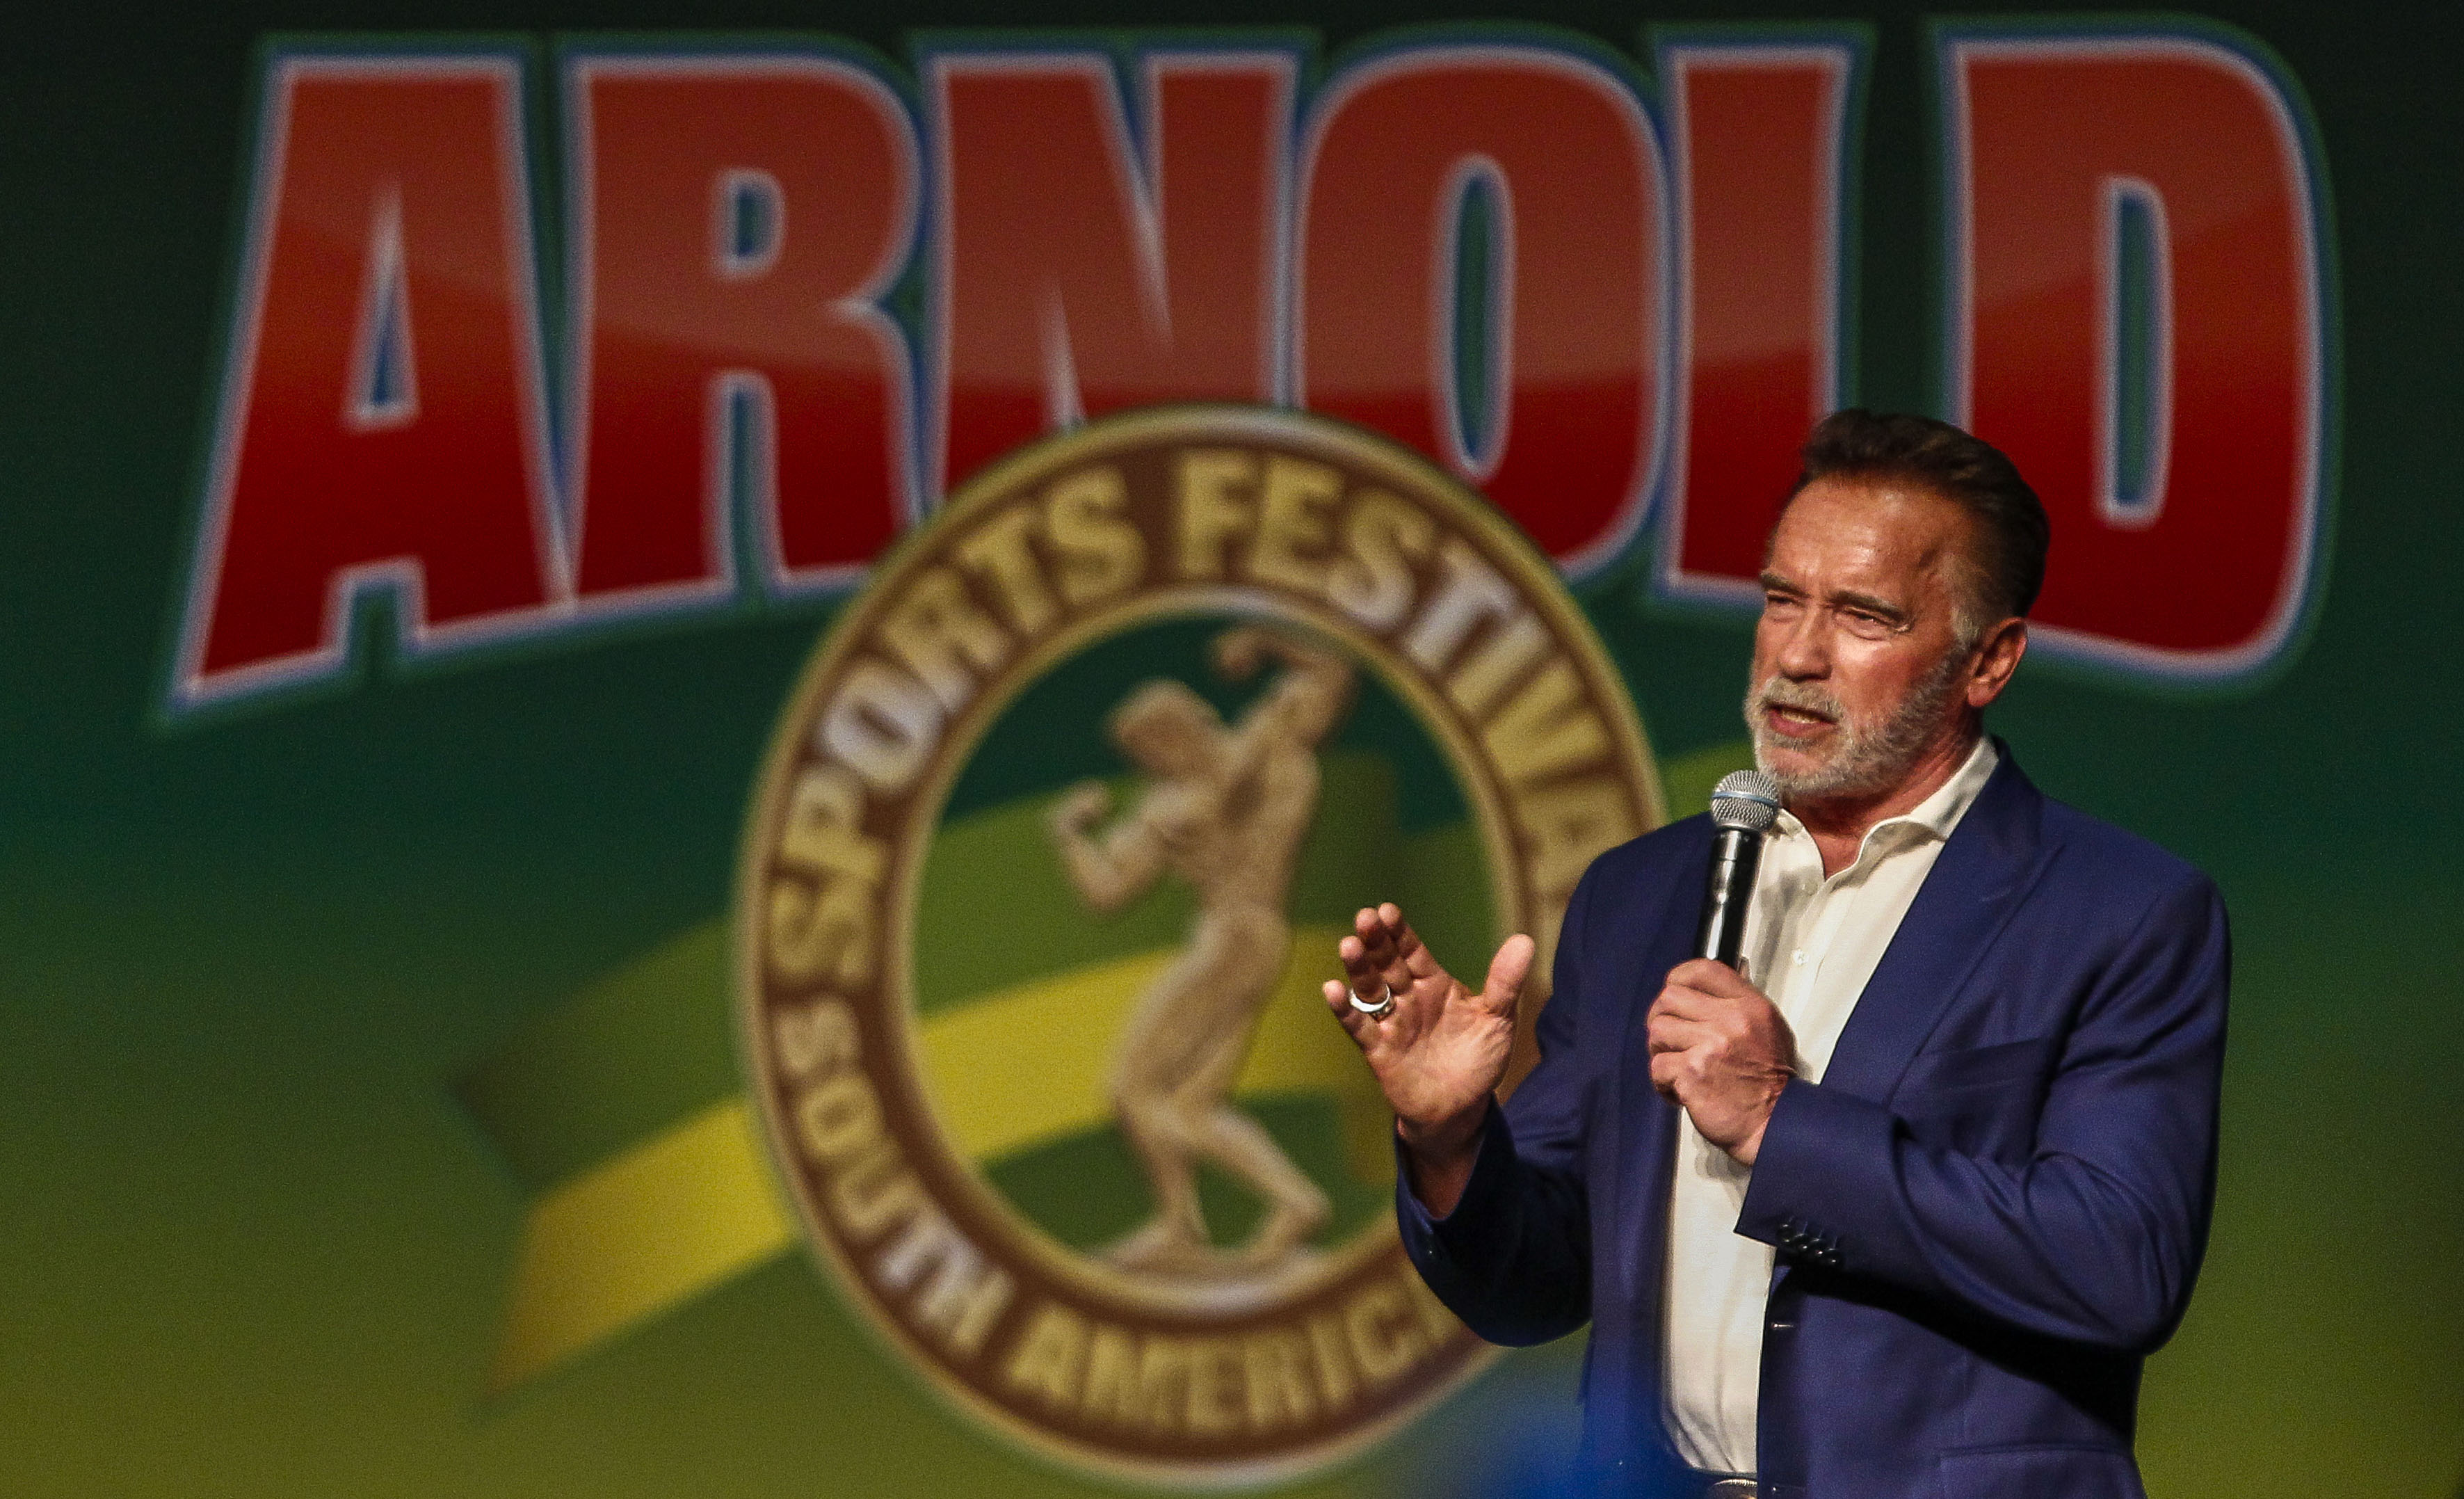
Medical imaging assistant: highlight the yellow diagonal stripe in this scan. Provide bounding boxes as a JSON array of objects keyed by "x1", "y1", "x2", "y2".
[
  {"x1": 489, "y1": 1096, "x2": 791, "y2": 1391},
  {"x1": 492, "y1": 928, "x2": 1381, "y2": 1390},
  {"x1": 916, "y1": 923, "x2": 1387, "y2": 1171}
]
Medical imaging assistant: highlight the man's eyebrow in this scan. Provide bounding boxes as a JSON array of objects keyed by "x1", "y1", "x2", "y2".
[
  {"x1": 1828, "y1": 588, "x2": 1913, "y2": 627},
  {"x1": 1758, "y1": 572, "x2": 1913, "y2": 627}
]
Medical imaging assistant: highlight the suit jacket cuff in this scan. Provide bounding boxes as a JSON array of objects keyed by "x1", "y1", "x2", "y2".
[
  {"x1": 1394, "y1": 1100, "x2": 1513, "y2": 1265},
  {"x1": 1735, "y1": 1076, "x2": 1917, "y2": 1278}
]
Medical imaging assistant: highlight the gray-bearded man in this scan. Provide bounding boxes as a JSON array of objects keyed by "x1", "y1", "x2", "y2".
[{"x1": 1323, "y1": 410, "x2": 2228, "y2": 1498}]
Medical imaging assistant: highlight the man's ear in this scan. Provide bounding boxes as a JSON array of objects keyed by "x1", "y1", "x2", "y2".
[{"x1": 1967, "y1": 618, "x2": 2028, "y2": 707}]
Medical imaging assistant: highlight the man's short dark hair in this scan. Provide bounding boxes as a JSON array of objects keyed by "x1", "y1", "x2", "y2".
[{"x1": 1792, "y1": 410, "x2": 2050, "y2": 638}]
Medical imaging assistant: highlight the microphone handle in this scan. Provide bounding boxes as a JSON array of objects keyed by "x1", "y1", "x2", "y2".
[{"x1": 1694, "y1": 826, "x2": 1764, "y2": 969}]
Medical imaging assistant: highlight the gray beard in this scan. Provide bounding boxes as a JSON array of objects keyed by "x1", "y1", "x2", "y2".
[{"x1": 1742, "y1": 647, "x2": 1970, "y2": 802}]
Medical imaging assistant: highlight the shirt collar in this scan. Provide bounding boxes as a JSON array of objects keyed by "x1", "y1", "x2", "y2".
[
  {"x1": 1899, "y1": 733, "x2": 1999, "y2": 842},
  {"x1": 1771, "y1": 734, "x2": 2001, "y2": 853}
]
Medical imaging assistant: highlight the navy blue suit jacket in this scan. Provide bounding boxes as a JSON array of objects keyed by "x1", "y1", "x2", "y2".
[{"x1": 1399, "y1": 748, "x2": 2228, "y2": 1498}]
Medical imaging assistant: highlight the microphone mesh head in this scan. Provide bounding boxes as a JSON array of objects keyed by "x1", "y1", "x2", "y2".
[{"x1": 1709, "y1": 769, "x2": 1782, "y2": 833}]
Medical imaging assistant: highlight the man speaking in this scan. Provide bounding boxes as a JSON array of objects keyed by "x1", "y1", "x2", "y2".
[{"x1": 1323, "y1": 412, "x2": 2228, "y2": 1497}]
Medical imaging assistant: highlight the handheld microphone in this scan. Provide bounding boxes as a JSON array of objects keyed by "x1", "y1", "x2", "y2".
[{"x1": 1695, "y1": 769, "x2": 1780, "y2": 970}]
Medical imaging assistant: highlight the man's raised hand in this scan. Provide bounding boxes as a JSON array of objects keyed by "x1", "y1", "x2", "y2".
[{"x1": 1321, "y1": 903, "x2": 1535, "y2": 1215}]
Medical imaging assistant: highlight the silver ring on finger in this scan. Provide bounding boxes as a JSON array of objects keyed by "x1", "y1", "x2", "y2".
[{"x1": 1348, "y1": 984, "x2": 1396, "y2": 1019}]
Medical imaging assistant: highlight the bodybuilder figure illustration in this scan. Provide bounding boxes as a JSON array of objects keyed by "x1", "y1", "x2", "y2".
[{"x1": 1048, "y1": 625, "x2": 1355, "y2": 1275}]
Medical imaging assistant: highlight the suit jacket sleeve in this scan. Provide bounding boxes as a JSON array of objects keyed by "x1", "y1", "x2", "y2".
[
  {"x1": 1394, "y1": 866, "x2": 1602, "y2": 1346},
  {"x1": 1737, "y1": 866, "x2": 2229, "y2": 1354}
]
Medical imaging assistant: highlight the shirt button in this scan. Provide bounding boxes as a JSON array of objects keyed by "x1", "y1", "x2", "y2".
[{"x1": 1792, "y1": 950, "x2": 1807, "y2": 965}]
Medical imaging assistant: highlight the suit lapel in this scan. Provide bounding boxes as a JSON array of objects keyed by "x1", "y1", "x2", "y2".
[
  {"x1": 1609, "y1": 848, "x2": 1701, "y2": 1340},
  {"x1": 1818, "y1": 745, "x2": 2058, "y2": 1104}
]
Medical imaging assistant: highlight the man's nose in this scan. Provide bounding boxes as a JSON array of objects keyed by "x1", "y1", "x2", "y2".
[{"x1": 1773, "y1": 609, "x2": 1830, "y2": 680}]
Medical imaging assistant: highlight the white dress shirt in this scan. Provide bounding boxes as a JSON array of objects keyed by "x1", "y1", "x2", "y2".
[{"x1": 1661, "y1": 737, "x2": 2001, "y2": 1475}]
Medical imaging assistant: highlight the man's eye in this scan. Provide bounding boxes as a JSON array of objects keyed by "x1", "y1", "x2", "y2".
[{"x1": 1762, "y1": 594, "x2": 1800, "y2": 613}]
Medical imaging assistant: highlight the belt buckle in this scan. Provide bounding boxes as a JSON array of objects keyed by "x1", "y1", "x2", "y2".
[{"x1": 1705, "y1": 1481, "x2": 1759, "y2": 1499}]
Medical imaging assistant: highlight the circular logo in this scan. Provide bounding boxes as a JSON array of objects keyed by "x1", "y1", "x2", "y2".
[{"x1": 737, "y1": 406, "x2": 1660, "y2": 1486}]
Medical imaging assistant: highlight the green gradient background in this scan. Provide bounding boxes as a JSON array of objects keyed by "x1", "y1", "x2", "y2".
[{"x1": 3, "y1": 3, "x2": 2459, "y2": 1496}]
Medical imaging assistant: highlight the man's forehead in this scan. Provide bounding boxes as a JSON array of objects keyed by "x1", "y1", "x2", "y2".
[{"x1": 1769, "y1": 479, "x2": 1967, "y2": 590}]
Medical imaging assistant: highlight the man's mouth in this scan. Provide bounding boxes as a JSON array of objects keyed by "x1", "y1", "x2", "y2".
[{"x1": 1762, "y1": 700, "x2": 1836, "y2": 738}]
